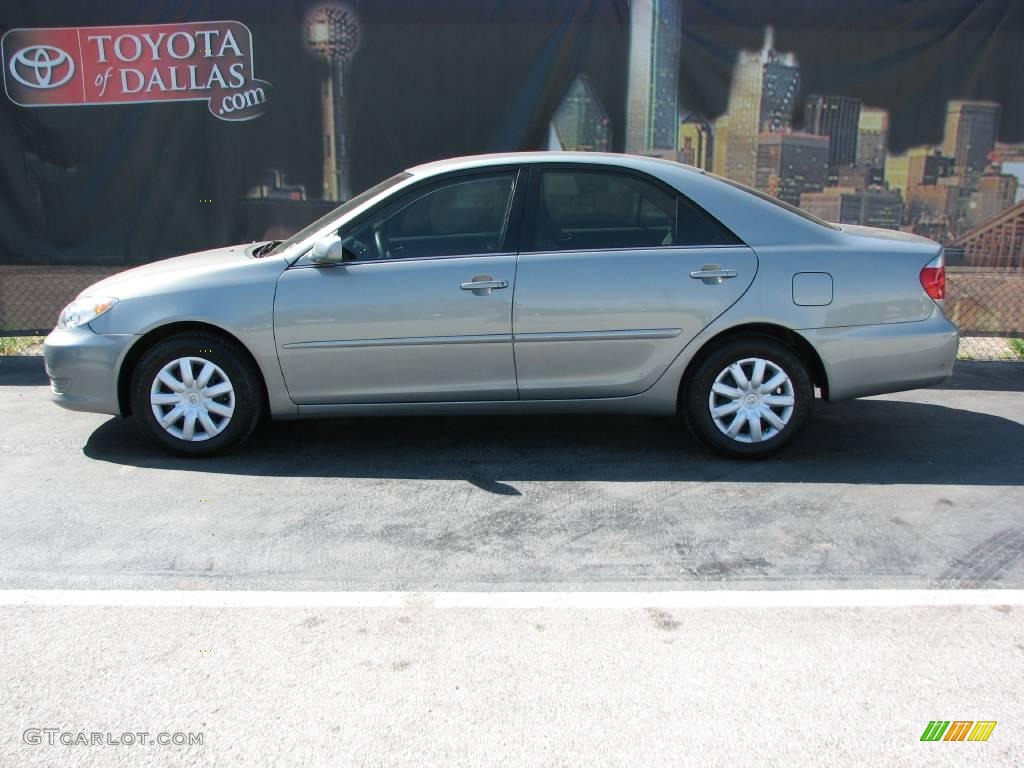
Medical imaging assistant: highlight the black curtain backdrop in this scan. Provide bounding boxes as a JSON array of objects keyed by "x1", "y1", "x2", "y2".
[{"x1": 0, "y1": 0, "x2": 1021, "y2": 266}]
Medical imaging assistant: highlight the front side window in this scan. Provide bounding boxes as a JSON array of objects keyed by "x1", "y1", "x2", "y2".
[
  {"x1": 272, "y1": 172, "x2": 412, "y2": 255},
  {"x1": 530, "y1": 169, "x2": 742, "y2": 251},
  {"x1": 343, "y1": 173, "x2": 516, "y2": 260}
]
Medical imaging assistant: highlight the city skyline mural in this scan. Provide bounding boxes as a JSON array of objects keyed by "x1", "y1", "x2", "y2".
[
  {"x1": 1, "y1": 0, "x2": 1022, "y2": 270},
  {"x1": 547, "y1": 1, "x2": 1023, "y2": 269}
]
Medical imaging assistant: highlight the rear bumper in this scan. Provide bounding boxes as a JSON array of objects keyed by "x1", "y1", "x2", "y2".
[
  {"x1": 798, "y1": 307, "x2": 959, "y2": 401},
  {"x1": 43, "y1": 326, "x2": 135, "y2": 415}
]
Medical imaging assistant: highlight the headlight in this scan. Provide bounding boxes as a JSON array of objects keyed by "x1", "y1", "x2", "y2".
[{"x1": 56, "y1": 296, "x2": 118, "y2": 330}]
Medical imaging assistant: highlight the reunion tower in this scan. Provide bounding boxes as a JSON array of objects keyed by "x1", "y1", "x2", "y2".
[{"x1": 304, "y1": 4, "x2": 361, "y2": 201}]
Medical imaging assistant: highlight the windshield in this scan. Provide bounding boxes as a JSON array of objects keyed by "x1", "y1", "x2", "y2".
[
  {"x1": 269, "y1": 172, "x2": 412, "y2": 254},
  {"x1": 706, "y1": 172, "x2": 840, "y2": 230}
]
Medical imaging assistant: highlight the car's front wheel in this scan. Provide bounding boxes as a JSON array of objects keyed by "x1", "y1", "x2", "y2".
[
  {"x1": 684, "y1": 337, "x2": 813, "y2": 459},
  {"x1": 129, "y1": 332, "x2": 263, "y2": 456}
]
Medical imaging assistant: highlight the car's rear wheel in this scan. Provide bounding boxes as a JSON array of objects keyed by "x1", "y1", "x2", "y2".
[
  {"x1": 129, "y1": 332, "x2": 262, "y2": 456},
  {"x1": 684, "y1": 337, "x2": 813, "y2": 459}
]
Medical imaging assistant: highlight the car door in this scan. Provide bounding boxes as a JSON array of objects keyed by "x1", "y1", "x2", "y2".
[
  {"x1": 274, "y1": 168, "x2": 524, "y2": 404},
  {"x1": 512, "y1": 165, "x2": 757, "y2": 399}
]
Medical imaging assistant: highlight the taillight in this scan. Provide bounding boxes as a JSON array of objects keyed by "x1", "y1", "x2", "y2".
[{"x1": 920, "y1": 252, "x2": 945, "y2": 301}]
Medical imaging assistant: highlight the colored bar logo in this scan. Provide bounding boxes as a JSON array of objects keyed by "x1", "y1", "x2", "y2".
[{"x1": 921, "y1": 721, "x2": 997, "y2": 742}]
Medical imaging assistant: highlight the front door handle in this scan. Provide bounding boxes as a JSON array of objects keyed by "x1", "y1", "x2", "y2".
[
  {"x1": 461, "y1": 276, "x2": 509, "y2": 295},
  {"x1": 690, "y1": 265, "x2": 738, "y2": 284}
]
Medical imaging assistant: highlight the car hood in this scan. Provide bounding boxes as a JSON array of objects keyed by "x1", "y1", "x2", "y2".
[
  {"x1": 837, "y1": 224, "x2": 939, "y2": 248},
  {"x1": 80, "y1": 243, "x2": 264, "y2": 298}
]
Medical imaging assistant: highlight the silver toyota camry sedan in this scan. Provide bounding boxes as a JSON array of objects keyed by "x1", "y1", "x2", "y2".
[{"x1": 44, "y1": 152, "x2": 958, "y2": 458}]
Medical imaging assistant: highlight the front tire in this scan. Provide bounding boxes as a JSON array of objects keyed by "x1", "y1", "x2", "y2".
[
  {"x1": 129, "y1": 332, "x2": 263, "y2": 456},
  {"x1": 684, "y1": 337, "x2": 813, "y2": 459}
]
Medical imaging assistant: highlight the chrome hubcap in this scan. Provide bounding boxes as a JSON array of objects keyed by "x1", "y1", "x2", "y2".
[
  {"x1": 150, "y1": 356, "x2": 235, "y2": 442},
  {"x1": 708, "y1": 357, "x2": 795, "y2": 444}
]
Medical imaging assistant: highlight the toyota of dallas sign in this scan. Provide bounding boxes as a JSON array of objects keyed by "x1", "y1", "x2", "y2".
[{"x1": 2, "y1": 21, "x2": 272, "y2": 121}]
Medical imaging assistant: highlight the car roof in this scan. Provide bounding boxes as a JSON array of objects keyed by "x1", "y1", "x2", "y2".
[{"x1": 406, "y1": 151, "x2": 706, "y2": 178}]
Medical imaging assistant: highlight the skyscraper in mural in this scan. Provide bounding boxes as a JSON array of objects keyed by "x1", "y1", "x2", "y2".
[
  {"x1": 943, "y1": 100, "x2": 1000, "y2": 185},
  {"x1": 548, "y1": 75, "x2": 611, "y2": 152},
  {"x1": 966, "y1": 171, "x2": 1018, "y2": 229},
  {"x1": 758, "y1": 28, "x2": 800, "y2": 134},
  {"x1": 713, "y1": 27, "x2": 799, "y2": 186},
  {"x1": 678, "y1": 110, "x2": 713, "y2": 169},
  {"x1": 626, "y1": 0, "x2": 682, "y2": 156},
  {"x1": 804, "y1": 94, "x2": 862, "y2": 180},
  {"x1": 856, "y1": 108, "x2": 889, "y2": 171},
  {"x1": 756, "y1": 132, "x2": 829, "y2": 205}
]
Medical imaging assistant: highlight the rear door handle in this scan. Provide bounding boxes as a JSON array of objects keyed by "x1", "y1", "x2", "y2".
[
  {"x1": 690, "y1": 266, "x2": 738, "y2": 284},
  {"x1": 461, "y1": 276, "x2": 509, "y2": 295}
]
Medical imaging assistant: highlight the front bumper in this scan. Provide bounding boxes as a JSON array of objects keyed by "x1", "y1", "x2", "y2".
[
  {"x1": 43, "y1": 326, "x2": 136, "y2": 415},
  {"x1": 798, "y1": 306, "x2": 959, "y2": 401}
]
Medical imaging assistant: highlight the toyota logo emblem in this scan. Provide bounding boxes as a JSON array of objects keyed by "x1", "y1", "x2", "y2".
[{"x1": 8, "y1": 45, "x2": 75, "y2": 89}]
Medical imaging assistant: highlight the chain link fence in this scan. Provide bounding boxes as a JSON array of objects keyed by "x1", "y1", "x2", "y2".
[
  {"x1": 945, "y1": 265, "x2": 1024, "y2": 360},
  {"x1": 0, "y1": 266, "x2": 121, "y2": 336},
  {"x1": 2, "y1": 261, "x2": 1023, "y2": 361}
]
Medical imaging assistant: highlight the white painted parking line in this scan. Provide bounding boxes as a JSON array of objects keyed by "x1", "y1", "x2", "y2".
[{"x1": 1, "y1": 588, "x2": 1022, "y2": 609}]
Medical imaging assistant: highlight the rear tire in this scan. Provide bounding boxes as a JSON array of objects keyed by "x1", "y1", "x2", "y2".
[
  {"x1": 129, "y1": 332, "x2": 263, "y2": 456},
  {"x1": 683, "y1": 337, "x2": 813, "y2": 459}
]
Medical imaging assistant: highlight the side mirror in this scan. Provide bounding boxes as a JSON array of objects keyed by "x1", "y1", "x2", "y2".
[{"x1": 310, "y1": 234, "x2": 353, "y2": 264}]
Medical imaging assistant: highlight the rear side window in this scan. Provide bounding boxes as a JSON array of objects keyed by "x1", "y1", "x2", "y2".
[{"x1": 531, "y1": 169, "x2": 741, "y2": 251}]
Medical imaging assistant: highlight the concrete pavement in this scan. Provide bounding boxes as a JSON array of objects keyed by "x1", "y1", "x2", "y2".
[
  {"x1": 1, "y1": 592, "x2": 1022, "y2": 767},
  {"x1": 1, "y1": 356, "x2": 1023, "y2": 766}
]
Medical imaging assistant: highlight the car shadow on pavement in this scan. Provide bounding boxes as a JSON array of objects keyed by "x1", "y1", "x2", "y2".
[
  {"x1": 83, "y1": 397, "x2": 1024, "y2": 490},
  {"x1": 0, "y1": 355, "x2": 46, "y2": 386},
  {"x1": 927, "y1": 360, "x2": 1024, "y2": 392}
]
